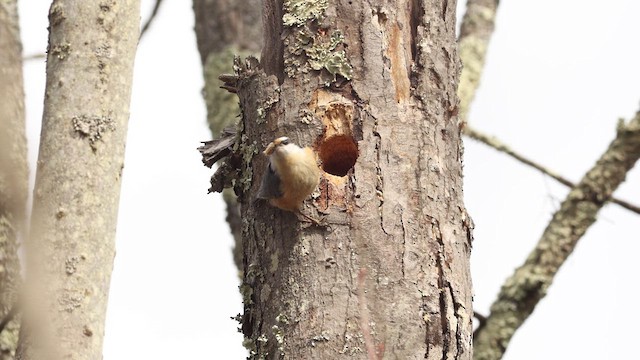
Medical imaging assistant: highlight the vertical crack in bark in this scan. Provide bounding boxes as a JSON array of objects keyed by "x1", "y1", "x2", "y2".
[
  {"x1": 399, "y1": 209, "x2": 407, "y2": 278},
  {"x1": 262, "y1": 0, "x2": 285, "y2": 80},
  {"x1": 432, "y1": 219, "x2": 451, "y2": 360},
  {"x1": 440, "y1": 0, "x2": 448, "y2": 20},
  {"x1": 408, "y1": 0, "x2": 422, "y2": 62},
  {"x1": 422, "y1": 291, "x2": 430, "y2": 359},
  {"x1": 371, "y1": 112, "x2": 385, "y2": 233},
  {"x1": 448, "y1": 284, "x2": 464, "y2": 359}
]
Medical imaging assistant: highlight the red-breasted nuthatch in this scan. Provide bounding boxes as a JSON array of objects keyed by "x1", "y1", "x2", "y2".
[{"x1": 257, "y1": 137, "x2": 321, "y2": 222}]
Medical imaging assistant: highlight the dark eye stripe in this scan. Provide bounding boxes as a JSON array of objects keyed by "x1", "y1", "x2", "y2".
[{"x1": 280, "y1": 138, "x2": 290, "y2": 145}]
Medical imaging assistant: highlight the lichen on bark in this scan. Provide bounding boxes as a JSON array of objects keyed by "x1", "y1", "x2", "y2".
[{"x1": 282, "y1": 0, "x2": 352, "y2": 83}]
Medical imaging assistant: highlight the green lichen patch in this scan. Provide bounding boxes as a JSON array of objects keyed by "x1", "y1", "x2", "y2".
[
  {"x1": 256, "y1": 95, "x2": 279, "y2": 124},
  {"x1": 234, "y1": 136, "x2": 259, "y2": 194},
  {"x1": 305, "y1": 31, "x2": 353, "y2": 81},
  {"x1": 283, "y1": 0, "x2": 328, "y2": 26},
  {"x1": 281, "y1": 0, "x2": 353, "y2": 84},
  {"x1": 285, "y1": 29, "x2": 353, "y2": 84}
]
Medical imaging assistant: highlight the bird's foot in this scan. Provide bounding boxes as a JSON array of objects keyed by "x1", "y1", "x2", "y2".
[{"x1": 295, "y1": 210, "x2": 327, "y2": 227}]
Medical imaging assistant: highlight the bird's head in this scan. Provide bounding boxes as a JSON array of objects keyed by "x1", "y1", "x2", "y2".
[{"x1": 264, "y1": 137, "x2": 300, "y2": 156}]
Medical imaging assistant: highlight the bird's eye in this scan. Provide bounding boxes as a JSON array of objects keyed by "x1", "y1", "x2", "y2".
[{"x1": 280, "y1": 138, "x2": 290, "y2": 145}]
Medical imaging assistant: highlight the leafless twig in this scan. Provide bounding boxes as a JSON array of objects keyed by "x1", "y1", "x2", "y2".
[
  {"x1": 464, "y1": 125, "x2": 640, "y2": 215},
  {"x1": 472, "y1": 311, "x2": 487, "y2": 339},
  {"x1": 139, "y1": 0, "x2": 164, "y2": 39},
  {"x1": 23, "y1": 52, "x2": 45, "y2": 61}
]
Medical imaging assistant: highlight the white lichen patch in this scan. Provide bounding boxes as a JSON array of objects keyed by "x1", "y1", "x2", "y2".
[
  {"x1": 272, "y1": 324, "x2": 285, "y2": 356},
  {"x1": 58, "y1": 289, "x2": 84, "y2": 312},
  {"x1": 64, "y1": 255, "x2": 84, "y2": 275},
  {"x1": 72, "y1": 114, "x2": 115, "y2": 146}
]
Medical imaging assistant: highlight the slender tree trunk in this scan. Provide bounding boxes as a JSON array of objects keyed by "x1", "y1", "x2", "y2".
[
  {"x1": 193, "y1": 0, "x2": 263, "y2": 274},
  {"x1": 16, "y1": 1, "x2": 140, "y2": 359},
  {"x1": 231, "y1": 0, "x2": 473, "y2": 358},
  {"x1": 457, "y1": 0, "x2": 499, "y2": 124},
  {"x1": 0, "y1": 1, "x2": 28, "y2": 358}
]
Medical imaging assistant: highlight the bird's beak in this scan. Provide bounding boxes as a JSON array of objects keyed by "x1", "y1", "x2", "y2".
[{"x1": 264, "y1": 142, "x2": 276, "y2": 156}]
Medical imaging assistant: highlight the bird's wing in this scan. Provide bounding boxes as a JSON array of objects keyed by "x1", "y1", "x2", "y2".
[{"x1": 257, "y1": 162, "x2": 283, "y2": 199}]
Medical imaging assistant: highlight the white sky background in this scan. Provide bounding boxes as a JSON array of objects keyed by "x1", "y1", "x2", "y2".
[{"x1": 17, "y1": 0, "x2": 640, "y2": 359}]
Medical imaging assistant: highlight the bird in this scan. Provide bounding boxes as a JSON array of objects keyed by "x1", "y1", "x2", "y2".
[{"x1": 257, "y1": 137, "x2": 321, "y2": 224}]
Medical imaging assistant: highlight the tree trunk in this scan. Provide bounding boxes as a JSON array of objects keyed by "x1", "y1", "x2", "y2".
[
  {"x1": 16, "y1": 1, "x2": 140, "y2": 359},
  {"x1": 0, "y1": 1, "x2": 28, "y2": 358},
  {"x1": 233, "y1": 0, "x2": 473, "y2": 358},
  {"x1": 193, "y1": 0, "x2": 263, "y2": 275}
]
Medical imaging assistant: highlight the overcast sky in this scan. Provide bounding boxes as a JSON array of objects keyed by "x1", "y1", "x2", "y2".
[{"x1": 18, "y1": 0, "x2": 640, "y2": 359}]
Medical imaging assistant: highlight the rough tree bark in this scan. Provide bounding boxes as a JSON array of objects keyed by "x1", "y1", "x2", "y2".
[
  {"x1": 224, "y1": 0, "x2": 473, "y2": 358},
  {"x1": 193, "y1": 0, "x2": 263, "y2": 275},
  {"x1": 16, "y1": 1, "x2": 140, "y2": 359},
  {"x1": 0, "y1": 0, "x2": 28, "y2": 358}
]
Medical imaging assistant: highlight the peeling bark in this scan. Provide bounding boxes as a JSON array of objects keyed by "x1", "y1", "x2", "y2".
[
  {"x1": 233, "y1": 0, "x2": 473, "y2": 358},
  {"x1": 473, "y1": 111, "x2": 640, "y2": 360},
  {"x1": 16, "y1": 1, "x2": 140, "y2": 359},
  {"x1": 0, "y1": 1, "x2": 28, "y2": 358}
]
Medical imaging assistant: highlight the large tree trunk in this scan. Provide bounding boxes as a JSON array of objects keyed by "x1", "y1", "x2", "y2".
[
  {"x1": 231, "y1": 0, "x2": 473, "y2": 358},
  {"x1": 0, "y1": 1, "x2": 28, "y2": 358},
  {"x1": 16, "y1": 1, "x2": 140, "y2": 359}
]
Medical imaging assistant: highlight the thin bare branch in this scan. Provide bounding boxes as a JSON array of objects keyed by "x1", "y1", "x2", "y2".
[
  {"x1": 473, "y1": 110, "x2": 640, "y2": 360},
  {"x1": 23, "y1": 52, "x2": 45, "y2": 61},
  {"x1": 465, "y1": 125, "x2": 640, "y2": 215},
  {"x1": 472, "y1": 311, "x2": 487, "y2": 339},
  {"x1": 139, "y1": 0, "x2": 164, "y2": 39}
]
